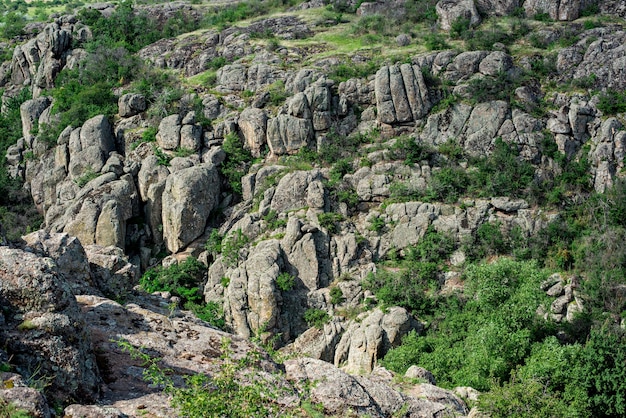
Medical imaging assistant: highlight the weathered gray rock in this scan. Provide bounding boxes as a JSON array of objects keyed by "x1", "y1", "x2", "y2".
[
  {"x1": 20, "y1": 97, "x2": 51, "y2": 147},
  {"x1": 474, "y1": 0, "x2": 519, "y2": 16},
  {"x1": 21, "y1": 231, "x2": 97, "y2": 295},
  {"x1": 118, "y1": 93, "x2": 146, "y2": 118},
  {"x1": 334, "y1": 307, "x2": 420, "y2": 374},
  {"x1": 67, "y1": 115, "x2": 116, "y2": 179},
  {"x1": 0, "y1": 248, "x2": 100, "y2": 404},
  {"x1": 270, "y1": 170, "x2": 325, "y2": 213},
  {"x1": 479, "y1": 51, "x2": 513, "y2": 76},
  {"x1": 405, "y1": 366, "x2": 437, "y2": 385},
  {"x1": 238, "y1": 108, "x2": 268, "y2": 157},
  {"x1": 285, "y1": 358, "x2": 466, "y2": 417},
  {"x1": 162, "y1": 164, "x2": 220, "y2": 253},
  {"x1": 221, "y1": 239, "x2": 283, "y2": 339},
  {"x1": 156, "y1": 114, "x2": 182, "y2": 150},
  {"x1": 524, "y1": 0, "x2": 593, "y2": 20},
  {"x1": 84, "y1": 245, "x2": 139, "y2": 300},
  {"x1": 0, "y1": 375, "x2": 51, "y2": 418},
  {"x1": 436, "y1": 0, "x2": 481, "y2": 31},
  {"x1": 396, "y1": 33, "x2": 411, "y2": 47},
  {"x1": 375, "y1": 64, "x2": 431, "y2": 124},
  {"x1": 63, "y1": 405, "x2": 125, "y2": 418},
  {"x1": 267, "y1": 92, "x2": 315, "y2": 156},
  {"x1": 463, "y1": 100, "x2": 509, "y2": 157}
]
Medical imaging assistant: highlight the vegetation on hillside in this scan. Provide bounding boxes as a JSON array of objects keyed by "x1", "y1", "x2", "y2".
[{"x1": 0, "y1": 0, "x2": 624, "y2": 416}]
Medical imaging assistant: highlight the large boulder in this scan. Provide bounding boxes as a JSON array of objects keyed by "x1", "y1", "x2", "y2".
[
  {"x1": 474, "y1": 0, "x2": 519, "y2": 16},
  {"x1": 285, "y1": 358, "x2": 468, "y2": 417},
  {"x1": 67, "y1": 115, "x2": 116, "y2": 179},
  {"x1": 162, "y1": 164, "x2": 221, "y2": 253},
  {"x1": 118, "y1": 93, "x2": 146, "y2": 118},
  {"x1": 334, "y1": 307, "x2": 420, "y2": 374},
  {"x1": 524, "y1": 0, "x2": 596, "y2": 20},
  {"x1": 267, "y1": 93, "x2": 314, "y2": 156},
  {"x1": 0, "y1": 248, "x2": 100, "y2": 404},
  {"x1": 375, "y1": 64, "x2": 431, "y2": 125},
  {"x1": 20, "y1": 97, "x2": 51, "y2": 147},
  {"x1": 21, "y1": 231, "x2": 97, "y2": 295},
  {"x1": 436, "y1": 0, "x2": 481, "y2": 31},
  {"x1": 238, "y1": 107, "x2": 268, "y2": 157}
]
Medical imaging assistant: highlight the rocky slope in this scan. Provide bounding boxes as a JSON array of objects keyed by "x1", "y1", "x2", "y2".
[{"x1": 1, "y1": 0, "x2": 625, "y2": 416}]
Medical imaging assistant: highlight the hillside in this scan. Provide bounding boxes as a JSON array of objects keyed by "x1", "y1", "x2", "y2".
[{"x1": 1, "y1": 0, "x2": 626, "y2": 417}]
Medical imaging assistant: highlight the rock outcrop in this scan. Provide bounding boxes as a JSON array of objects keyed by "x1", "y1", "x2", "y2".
[{"x1": 0, "y1": 247, "x2": 100, "y2": 404}]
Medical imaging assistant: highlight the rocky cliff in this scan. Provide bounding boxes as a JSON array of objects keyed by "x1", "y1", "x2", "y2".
[{"x1": 1, "y1": 0, "x2": 625, "y2": 416}]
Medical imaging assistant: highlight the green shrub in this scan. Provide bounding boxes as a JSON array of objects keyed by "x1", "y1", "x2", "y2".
[
  {"x1": 318, "y1": 212, "x2": 344, "y2": 233},
  {"x1": 0, "y1": 399, "x2": 30, "y2": 418},
  {"x1": 221, "y1": 133, "x2": 253, "y2": 195},
  {"x1": 263, "y1": 210, "x2": 287, "y2": 230},
  {"x1": 221, "y1": 229, "x2": 249, "y2": 267},
  {"x1": 304, "y1": 308, "x2": 331, "y2": 328},
  {"x1": 140, "y1": 257, "x2": 205, "y2": 301},
  {"x1": 464, "y1": 221, "x2": 510, "y2": 262},
  {"x1": 597, "y1": 90, "x2": 626, "y2": 115},
  {"x1": 382, "y1": 258, "x2": 550, "y2": 390},
  {"x1": 368, "y1": 215, "x2": 386, "y2": 233},
  {"x1": 276, "y1": 272, "x2": 296, "y2": 292},
  {"x1": 119, "y1": 337, "x2": 285, "y2": 418},
  {"x1": 186, "y1": 301, "x2": 226, "y2": 329},
  {"x1": 142, "y1": 126, "x2": 158, "y2": 143},
  {"x1": 0, "y1": 11, "x2": 25, "y2": 39},
  {"x1": 74, "y1": 168, "x2": 100, "y2": 188},
  {"x1": 450, "y1": 16, "x2": 471, "y2": 39},
  {"x1": 330, "y1": 286, "x2": 344, "y2": 305},
  {"x1": 390, "y1": 136, "x2": 433, "y2": 165},
  {"x1": 205, "y1": 229, "x2": 223, "y2": 258},
  {"x1": 423, "y1": 33, "x2": 449, "y2": 51}
]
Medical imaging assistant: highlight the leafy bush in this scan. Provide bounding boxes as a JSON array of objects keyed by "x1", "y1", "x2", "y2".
[
  {"x1": 221, "y1": 133, "x2": 253, "y2": 195},
  {"x1": 276, "y1": 272, "x2": 295, "y2": 291},
  {"x1": 205, "y1": 229, "x2": 223, "y2": 258},
  {"x1": 78, "y1": 1, "x2": 199, "y2": 52},
  {"x1": 330, "y1": 286, "x2": 344, "y2": 305},
  {"x1": 318, "y1": 212, "x2": 344, "y2": 233},
  {"x1": 364, "y1": 227, "x2": 454, "y2": 312},
  {"x1": 119, "y1": 337, "x2": 286, "y2": 418},
  {"x1": 382, "y1": 258, "x2": 550, "y2": 390},
  {"x1": 140, "y1": 258, "x2": 224, "y2": 327},
  {"x1": 464, "y1": 221, "x2": 510, "y2": 262},
  {"x1": 390, "y1": 136, "x2": 433, "y2": 165},
  {"x1": 423, "y1": 33, "x2": 449, "y2": 51},
  {"x1": 304, "y1": 308, "x2": 331, "y2": 328},
  {"x1": 263, "y1": 210, "x2": 287, "y2": 230},
  {"x1": 140, "y1": 257, "x2": 205, "y2": 299},
  {"x1": 221, "y1": 229, "x2": 249, "y2": 267},
  {"x1": 597, "y1": 90, "x2": 626, "y2": 115},
  {"x1": 368, "y1": 215, "x2": 386, "y2": 233}
]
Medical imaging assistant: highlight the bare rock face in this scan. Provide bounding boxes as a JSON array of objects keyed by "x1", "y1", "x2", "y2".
[
  {"x1": 21, "y1": 231, "x2": 97, "y2": 295},
  {"x1": 84, "y1": 245, "x2": 140, "y2": 300},
  {"x1": 285, "y1": 358, "x2": 468, "y2": 417},
  {"x1": 20, "y1": 97, "x2": 51, "y2": 147},
  {"x1": 474, "y1": 0, "x2": 519, "y2": 16},
  {"x1": 156, "y1": 114, "x2": 182, "y2": 150},
  {"x1": 118, "y1": 93, "x2": 146, "y2": 118},
  {"x1": 238, "y1": 107, "x2": 268, "y2": 157},
  {"x1": 436, "y1": 0, "x2": 481, "y2": 31},
  {"x1": 267, "y1": 92, "x2": 315, "y2": 156},
  {"x1": 0, "y1": 248, "x2": 100, "y2": 404},
  {"x1": 524, "y1": 0, "x2": 596, "y2": 20},
  {"x1": 162, "y1": 163, "x2": 221, "y2": 253},
  {"x1": 375, "y1": 64, "x2": 431, "y2": 125},
  {"x1": 68, "y1": 115, "x2": 116, "y2": 179},
  {"x1": 334, "y1": 307, "x2": 421, "y2": 374},
  {"x1": 0, "y1": 373, "x2": 51, "y2": 418},
  {"x1": 557, "y1": 31, "x2": 626, "y2": 91}
]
